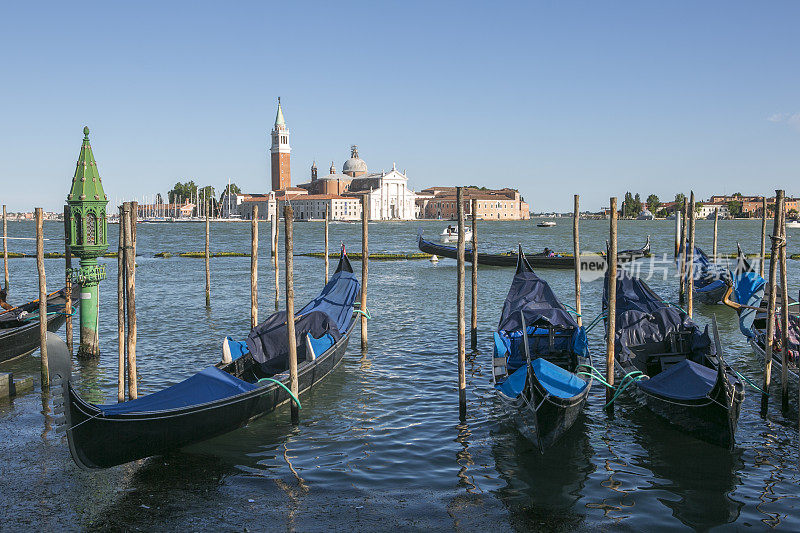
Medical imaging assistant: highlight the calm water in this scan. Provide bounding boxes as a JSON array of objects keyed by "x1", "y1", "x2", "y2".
[{"x1": 1, "y1": 218, "x2": 799, "y2": 531}]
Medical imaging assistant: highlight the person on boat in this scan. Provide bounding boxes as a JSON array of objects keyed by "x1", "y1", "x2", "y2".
[
  {"x1": 447, "y1": 224, "x2": 454, "y2": 234},
  {"x1": 0, "y1": 287, "x2": 13, "y2": 311},
  {"x1": 543, "y1": 247, "x2": 555, "y2": 257}
]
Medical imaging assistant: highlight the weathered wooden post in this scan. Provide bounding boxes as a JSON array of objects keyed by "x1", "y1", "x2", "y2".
[
  {"x1": 35, "y1": 208, "x2": 49, "y2": 389},
  {"x1": 712, "y1": 207, "x2": 719, "y2": 262},
  {"x1": 674, "y1": 208, "x2": 681, "y2": 258},
  {"x1": 66, "y1": 127, "x2": 109, "y2": 358},
  {"x1": 470, "y1": 198, "x2": 478, "y2": 348},
  {"x1": 456, "y1": 187, "x2": 467, "y2": 420},
  {"x1": 573, "y1": 195, "x2": 582, "y2": 327},
  {"x1": 361, "y1": 195, "x2": 369, "y2": 350},
  {"x1": 63, "y1": 206, "x2": 73, "y2": 355},
  {"x1": 324, "y1": 205, "x2": 329, "y2": 285},
  {"x1": 762, "y1": 190, "x2": 782, "y2": 411},
  {"x1": 2, "y1": 204, "x2": 8, "y2": 291},
  {"x1": 679, "y1": 197, "x2": 688, "y2": 303},
  {"x1": 123, "y1": 203, "x2": 138, "y2": 400},
  {"x1": 205, "y1": 204, "x2": 211, "y2": 307},
  {"x1": 687, "y1": 192, "x2": 696, "y2": 318},
  {"x1": 273, "y1": 202, "x2": 280, "y2": 311},
  {"x1": 117, "y1": 205, "x2": 126, "y2": 402},
  {"x1": 251, "y1": 205, "x2": 258, "y2": 328},
  {"x1": 606, "y1": 197, "x2": 618, "y2": 408},
  {"x1": 284, "y1": 205, "x2": 299, "y2": 424},
  {"x1": 776, "y1": 191, "x2": 790, "y2": 408},
  {"x1": 760, "y1": 196, "x2": 767, "y2": 277}
]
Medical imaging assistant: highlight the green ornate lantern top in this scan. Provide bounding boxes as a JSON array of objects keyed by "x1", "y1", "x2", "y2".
[{"x1": 66, "y1": 126, "x2": 109, "y2": 259}]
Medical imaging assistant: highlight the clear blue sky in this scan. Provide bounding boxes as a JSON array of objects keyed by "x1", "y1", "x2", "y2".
[{"x1": 2, "y1": 1, "x2": 798, "y2": 212}]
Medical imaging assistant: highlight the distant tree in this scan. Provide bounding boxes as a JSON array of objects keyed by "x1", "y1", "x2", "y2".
[
  {"x1": 646, "y1": 194, "x2": 660, "y2": 213},
  {"x1": 156, "y1": 193, "x2": 163, "y2": 205},
  {"x1": 633, "y1": 193, "x2": 643, "y2": 214},
  {"x1": 727, "y1": 200, "x2": 743, "y2": 217},
  {"x1": 168, "y1": 181, "x2": 198, "y2": 204},
  {"x1": 788, "y1": 208, "x2": 798, "y2": 220},
  {"x1": 656, "y1": 208, "x2": 667, "y2": 218},
  {"x1": 732, "y1": 192, "x2": 742, "y2": 197},
  {"x1": 674, "y1": 193, "x2": 686, "y2": 207},
  {"x1": 623, "y1": 192, "x2": 635, "y2": 218},
  {"x1": 220, "y1": 183, "x2": 241, "y2": 202}
]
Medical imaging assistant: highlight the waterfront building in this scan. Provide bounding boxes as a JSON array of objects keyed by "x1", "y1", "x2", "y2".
[
  {"x1": 279, "y1": 194, "x2": 362, "y2": 221},
  {"x1": 416, "y1": 187, "x2": 530, "y2": 220},
  {"x1": 696, "y1": 202, "x2": 730, "y2": 219},
  {"x1": 298, "y1": 146, "x2": 417, "y2": 220}
]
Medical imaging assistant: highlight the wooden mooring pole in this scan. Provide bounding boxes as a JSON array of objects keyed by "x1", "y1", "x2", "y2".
[
  {"x1": 205, "y1": 205, "x2": 211, "y2": 307},
  {"x1": 606, "y1": 197, "x2": 618, "y2": 408},
  {"x1": 679, "y1": 197, "x2": 688, "y2": 303},
  {"x1": 573, "y1": 195, "x2": 582, "y2": 327},
  {"x1": 777, "y1": 191, "x2": 789, "y2": 409},
  {"x1": 762, "y1": 190, "x2": 782, "y2": 412},
  {"x1": 712, "y1": 207, "x2": 719, "y2": 263},
  {"x1": 760, "y1": 196, "x2": 767, "y2": 278},
  {"x1": 324, "y1": 205, "x2": 329, "y2": 285},
  {"x1": 273, "y1": 202, "x2": 280, "y2": 311},
  {"x1": 117, "y1": 205, "x2": 126, "y2": 402},
  {"x1": 470, "y1": 198, "x2": 478, "y2": 348},
  {"x1": 674, "y1": 208, "x2": 681, "y2": 258},
  {"x1": 63, "y1": 206, "x2": 73, "y2": 355},
  {"x1": 35, "y1": 208, "x2": 49, "y2": 389},
  {"x1": 361, "y1": 195, "x2": 369, "y2": 350},
  {"x1": 251, "y1": 205, "x2": 259, "y2": 329},
  {"x1": 284, "y1": 205, "x2": 299, "y2": 424},
  {"x1": 687, "y1": 192, "x2": 695, "y2": 318},
  {"x1": 2, "y1": 204, "x2": 8, "y2": 291},
  {"x1": 123, "y1": 203, "x2": 138, "y2": 400},
  {"x1": 456, "y1": 187, "x2": 467, "y2": 420}
]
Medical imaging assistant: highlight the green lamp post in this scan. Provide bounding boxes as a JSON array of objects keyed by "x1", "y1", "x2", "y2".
[{"x1": 66, "y1": 126, "x2": 109, "y2": 358}]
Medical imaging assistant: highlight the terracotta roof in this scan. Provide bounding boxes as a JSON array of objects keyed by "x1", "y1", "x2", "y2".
[{"x1": 289, "y1": 194, "x2": 354, "y2": 200}]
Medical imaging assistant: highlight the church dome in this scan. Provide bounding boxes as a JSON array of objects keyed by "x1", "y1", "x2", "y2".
[{"x1": 342, "y1": 145, "x2": 367, "y2": 176}]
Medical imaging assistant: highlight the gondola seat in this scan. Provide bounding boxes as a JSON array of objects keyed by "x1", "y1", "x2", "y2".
[
  {"x1": 306, "y1": 332, "x2": 335, "y2": 361},
  {"x1": 531, "y1": 358, "x2": 588, "y2": 399}
]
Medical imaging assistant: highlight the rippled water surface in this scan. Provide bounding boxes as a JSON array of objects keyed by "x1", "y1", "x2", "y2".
[{"x1": 2, "y1": 219, "x2": 799, "y2": 530}]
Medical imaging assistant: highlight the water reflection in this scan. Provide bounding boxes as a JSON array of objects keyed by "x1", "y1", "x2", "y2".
[
  {"x1": 629, "y1": 409, "x2": 744, "y2": 530},
  {"x1": 492, "y1": 418, "x2": 594, "y2": 529}
]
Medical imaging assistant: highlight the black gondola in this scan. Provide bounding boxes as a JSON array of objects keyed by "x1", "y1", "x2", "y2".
[
  {"x1": 48, "y1": 250, "x2": 360, "y2": 470},
  {"x1": 418, "y1": 233, "x2": 650, "y2": 268},
  {"x1": 491, "y1": 246, "x2": 592, "y2": 452},
  {"x1": 603, "y1": 268, "x2": 744, "y2": 448},
  {"x1": 679, "y1": 242, "x2": 730, "y2": 304},
  {"x1": 0, "y1": 286, "x2": 78, "y2": 364},
  {"x1": 724, "y1": 245, "x2": 799, "y2": 379}
]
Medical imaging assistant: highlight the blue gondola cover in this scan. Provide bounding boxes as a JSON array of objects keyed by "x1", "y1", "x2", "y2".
[
  {"x1": 531, "y1": 358, "x2": 588, "y2": 399},
  {"x1": 733, "y1": 270, "x2": 766, "y2": 338},
  {"x1": 636, "y1": 359, "x2": 716, "y2": 401},
  {"x1": 97, "y1": 367, "x2": 258, "y2": 415}
]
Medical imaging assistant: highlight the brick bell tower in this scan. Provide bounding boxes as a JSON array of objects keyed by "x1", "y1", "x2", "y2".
[{"x1": 270, "y1": 97, "x2": 291, "y2": 191}]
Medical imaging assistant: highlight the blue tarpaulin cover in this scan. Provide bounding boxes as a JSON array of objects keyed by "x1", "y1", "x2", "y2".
[
  {"x1": 246, "y1": 270, "x2": 360, "y2": 374},
  {"x1": 97, "y1": 367, "x2": 258, "y2": 415},
  {"x1": 680, "y1": 243, "x2": 730, "y2": 294},
  {"x1": 636, "y1": 359, "x2": 716, "y2": 400},
  {"x1": 497, "y1": 364, "x2": 528, "y2": 398},
  {"x1": 733, "y1": 267, "x2": 766, "y2": 338},
  {"x1": 603, "y1": 269, "x2": 714, "y2": 363},
  {"x1": 531, "y1": 357, "x2": 588, "y2": 399}
]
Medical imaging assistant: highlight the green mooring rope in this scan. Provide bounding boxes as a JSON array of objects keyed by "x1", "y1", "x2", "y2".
[
  {"x1": 257, "y1": 378, "x2": 302, "y2": 409},
  {"x1": 734, "y1": 369, "x2": 768, "y2": 395},
  {"x1": 584, "y1": 312, "x2": 607, "y2": 333},
  {"x1": 576, "y1": 363, "x2": 646, "y2": 407},
  {"x1": 354, "y1": 308, "x2": 372, "y2": 319},
  {"x1": 563, "y1": 303, "x2": 582, "y2": 317}
]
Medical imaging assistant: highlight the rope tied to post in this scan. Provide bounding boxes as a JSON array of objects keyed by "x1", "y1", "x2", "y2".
[
  {"x1": 576, "y1": 363, "x2": 646, "y2": 407},
  {"x1": 257, "y1": 377, "x2": 302, "y2": 409},
  {"x1": 354, "y1": 307, "x2": 371, "y2": 319}
]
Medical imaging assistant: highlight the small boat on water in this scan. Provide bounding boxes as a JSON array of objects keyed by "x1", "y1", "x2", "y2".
[
  {"x1": 49, "y1": 249, "x2": 361, "y2": 470},
  {"x1": 724, "y1": 245, "x2": 799, "y2": 379},
  {"x1": 603, "y1": 268, "x2": 744, "y2": 448},
  {"x1": 536, "y1": 221, "x2": 557, "y2": 227},
  {"x1": 418, "y1": 232, "x2": 650, "y2": 269},
  {"x1": 440, "y1": 225, "x2": 473, "y2": 243},
  {"x1": 787, "y1": 219, "x2": 800, "y2": 229},
  {"x1": 679, "y1": 243, "x2": 730, "y2": 304},
  {"x1": 0, "y1": 286, "x2": 79, "y2": 364},
  {"x1": 492, "y1": 246, "x2": 592, "y2": 452}
]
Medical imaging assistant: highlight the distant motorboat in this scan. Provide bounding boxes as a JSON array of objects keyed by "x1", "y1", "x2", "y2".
[
  {"x1": 787, "y1": 219, "x2": 800, "y2": 229},
  {"x1": 636, "y1": 209, "x2": 655, "y2": 220},
  {"x1": 440, "y1": 225, "x2": 473, "y2": 243},
  {"x1": 537, "y1": 221, "x2": 557, "y2": 227}
]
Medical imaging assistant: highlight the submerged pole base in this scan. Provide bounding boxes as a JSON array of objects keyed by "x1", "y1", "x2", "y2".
[{"x1": 77, "y1": 328, "x2": 100, "y2": 359}]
